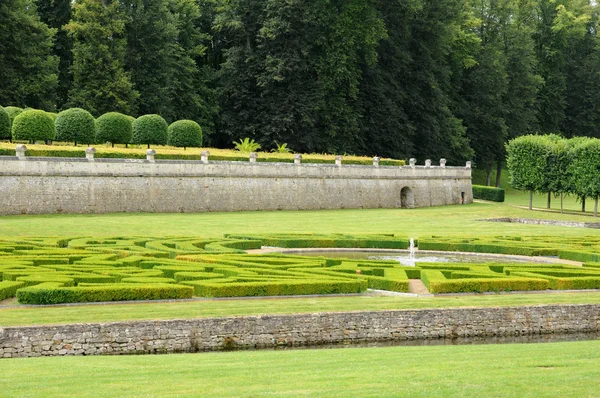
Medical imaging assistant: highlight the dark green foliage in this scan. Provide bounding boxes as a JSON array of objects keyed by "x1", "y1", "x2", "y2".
[
  {"x1": 36, "y1": 0, "x2": 73, "y2": 108},
  {"x1": 11, "y1": 109, "x2": 56, "y2": 141},
  {"x1": 167, "y1": 120, "x2": 203, "y2": 148},
  {"x1": 0, "y1": 0, "x2": 58, "y2": 110},
  {"x1": 472, "y1": 185, "x2": 505, "y2": 202},
  {"x1": 66, "y1": 0, "x2": 139, "y2": 115},
  {"x1": 55, "y1": 108, "x2": 96, "y2": 145},
  {"x1": 132, "y1": 114, "x2": 168, "y2": 147},
  {"x1": 95, "y1": 112, "x2": 132, "y2": 145},
  {"x1": 0, "y1": 106, "x2": 10, "y2": 139},
  {"x1": 218, "y1": 0, "x2": 386, "y2": 154}
]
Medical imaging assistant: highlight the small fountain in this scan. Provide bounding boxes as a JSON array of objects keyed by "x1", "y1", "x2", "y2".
[{"x1": 405, "y1": 238, "x2": 416, "y2": 267}]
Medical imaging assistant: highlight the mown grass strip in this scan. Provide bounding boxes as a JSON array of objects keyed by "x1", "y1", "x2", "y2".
[
  {"x1": 2, "y1": 291, "x2": 600, "y2": 327},
  {"x1": 1, "y1": 340, "x2": 599, "y2": 397}
]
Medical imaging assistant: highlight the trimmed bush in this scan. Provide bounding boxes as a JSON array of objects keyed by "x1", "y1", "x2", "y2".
[
  {"x1": 0, "y1": 106, "x2": 10, "y2": 140},
  {"x1": 181, "y1": 279, "x2": 367, "y2": 297},
  {"x1": 168, "y1": 120, "x2": 203, "y2": 149},
  {"x1": 4, "y1": 106, "x2": 23, "y2": 125},
  {"x1": 132, "y1": 114, "x2": 168, "y2": 147},
  {"x1": 55, "y1": 108, "x2": 96, "y2": 145},
  {"x1": 472, "y1": 185, "x2": 505, "y2": 202},
  {"x1": 95, "y1": 112, "x2": 133, "y2": 145},
  {"x1": 46, "y1": 112, "x2": 58, "y2": 121},
  {"x1": 16, "y1": 283, "x2": 193, "y2": 304},
  {"x1": 0, "y1": 281, "x2": 25, "y2": 300},
  {"x1": 11, "y1": 109, "x2": 56, "y2": 142}
]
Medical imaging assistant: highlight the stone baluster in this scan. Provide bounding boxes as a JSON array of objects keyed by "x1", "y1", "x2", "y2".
[
  {"x1": 15, "y1": 144, "x2": 27, "y2": 160},
  {"x1": 249, "y1": 152, "x2": 258, "y2": 163},
  {"x1": 373, "y1": 156, "x2": 380, "y2": 168},
  {"x1": 439, "y1": 158, "x2": 446, "y2": 168},
  {"x1": 294, "y1": 154, "x2": 302, "y2": 165},
  {"x1": 201, "y1": 150, "x2": 210, "y2": 164},
  {"x1": 86, "y1": 147, "x2": 96, "y2": 161},
  {"x1": 146, "y1": 149, "x2": 156, "y2": 162},
  {"x1": 335, "y1": 155, "x2": 343, "y2": 167}
]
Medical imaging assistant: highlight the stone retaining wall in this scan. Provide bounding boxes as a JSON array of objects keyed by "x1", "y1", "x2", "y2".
[
  {"x1": 1, "y1": 304, "x2": 598, "y2": 358},
  {"x1": 0, "y1": 154, "x2": 472, "y2": 214}
]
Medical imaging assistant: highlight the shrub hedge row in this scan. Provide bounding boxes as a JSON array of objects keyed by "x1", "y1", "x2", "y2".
[
  {"x1": 472, "y1": 185, "x2": 505, "y2": 202},
  {"x1": 2, "y1": 234, "x2": 600, "y2": 304},
  {"x1": 16, "y1": 283, "x2": 193, "y2": 304}
]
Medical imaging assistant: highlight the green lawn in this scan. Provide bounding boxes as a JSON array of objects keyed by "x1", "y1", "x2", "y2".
[
  {"x1": 2, "y1": 340, "x2": 599, "y2": 397},
  {"x1": 2, "y1": 292, "x2": 600, "y2": 327},
  {"x1": 2, "y1": 201, "x2": 600, "y2": 238}
]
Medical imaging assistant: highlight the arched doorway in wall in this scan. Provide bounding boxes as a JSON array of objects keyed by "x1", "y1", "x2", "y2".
[{"x1": 400, "y1": 187, "x2": 414, "y2": 209}]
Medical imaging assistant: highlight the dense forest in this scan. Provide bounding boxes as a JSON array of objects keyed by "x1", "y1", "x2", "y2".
[{"x1": 1, "y1": 0, "x2": 599, "y2": 175}]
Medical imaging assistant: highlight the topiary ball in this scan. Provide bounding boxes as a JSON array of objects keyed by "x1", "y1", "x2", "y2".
[
  {"x1": 167, "y1": 120, "x2": 203, "y2": 149},
  {"x1": 12, "y1": 109, "x2": 56, "y2": 142},
  {"x1": 5, "y1": 106, "x2": 23, "y2": 125},
  {"x1": 56, "y1": 108, "x2": 96, "y2": 145},
  {"x1": 95, "y1": 112, "x2": 133, "y2": 145},
  {"x1": 0, "y1": 106, "x2": 10, "y2": 140},
  {"x1": 132, "y1": 114, "x2": 168, "y2": 147}
]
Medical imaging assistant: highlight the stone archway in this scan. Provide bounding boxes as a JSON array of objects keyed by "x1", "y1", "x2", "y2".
[{"x1": 400, "y1": 187, "x2": 414, "y2": 209}]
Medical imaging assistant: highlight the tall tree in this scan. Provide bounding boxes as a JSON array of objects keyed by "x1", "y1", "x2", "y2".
[
  {"x1": 165, "y1": 0, "x2": 219, "y2": 138},
  {"x1": 66, "y1": 0, "x2": 138, "y2": 116},
  {"x1": 36, "y1": 0, "x2": 73, "y2": 109},
  {"x1": 0, "y1": 0, "x2": 58, "y2": 110},
  {"x1": 403, "y1": 0, "x2": 474, "y2": 163},
  {"x1": 121, "y1": 0, "x2": 178, "y2": 117},
  {"x1": 217, "y1": 0, "x2": 386, "y2": 154}
]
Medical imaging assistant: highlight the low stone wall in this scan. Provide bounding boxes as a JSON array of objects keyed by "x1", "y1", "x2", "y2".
[
  {"x1": 0, "y1": 152, "x2": 472, "y2": 214},
  {"x1": 1, "y1": 304, "x2": 598, "y2": 358}
]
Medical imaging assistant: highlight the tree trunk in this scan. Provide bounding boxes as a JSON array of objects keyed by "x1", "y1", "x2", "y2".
[
  {"x1": 547, "y1": 191, "x2": 551, "y2": 209},
  {"x1": 529, "y1": 190, "x2": 533, "y2": 210},
  {"x1": 486, "y1": 166, "x2": 492, "y2": 186},
  {"x1": 595, "y1": 196, "x2": 598, "y2": 217},
  {"x1": 582, "y1": 197, "x2": 586, "y2": 212},
  {"x1": 147, "y1": 143, "x2": 150, "y2": 149},
  {"x1": 495, "y1": 162, "x2": 502, "y2": 188},
  {"x1": 560, "y1": 193, "x2": 563, "y2": 214}
]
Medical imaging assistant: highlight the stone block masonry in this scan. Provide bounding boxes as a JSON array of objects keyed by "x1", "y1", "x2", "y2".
[
  {"x1": 1, "y1": 304, "x2": 598, "y2": 358},
  {"x1": 0, "y1": 150, "x2": 472, "y2": 214}
]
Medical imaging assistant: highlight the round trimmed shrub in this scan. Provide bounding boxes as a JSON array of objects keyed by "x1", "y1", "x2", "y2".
[
  {"x1": 46, "y1": 112, "x2": 58, "y2": 121},
  {"x1": 5, "y1": 106, "x2": 23, "y2": 125},
  {"x1": 12, "y1": 109, "x2": 56, "y2": 142},
  {"x1": 167, "y1": 120, "x2": 203, "y2": 149},
  {"x1": 0, "y1": 106, "x2": 10, "y2": 140},
  {"x1": 55, "y1": 108, "x2": 96, "y2": 145},
  {"x1": 132, "y1": 114, "x2": 168, "y2": 147},
  {"x1": 95, "y1": 112, "x2": 133, "y2": 146}
]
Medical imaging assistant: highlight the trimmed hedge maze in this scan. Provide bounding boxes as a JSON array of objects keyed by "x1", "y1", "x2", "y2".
[{"x1": 2, "y1": 234, "x2": 600, "y2": 304}]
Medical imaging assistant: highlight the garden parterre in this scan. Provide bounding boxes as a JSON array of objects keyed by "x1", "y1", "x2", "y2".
[{"x1": 3, "y1": 234, "x2": 600, "y2": 304}]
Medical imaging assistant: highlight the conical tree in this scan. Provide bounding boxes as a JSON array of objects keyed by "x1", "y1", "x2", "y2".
[{"x1": 65, "y1": 0, "x2": 139, "y2": 116}]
